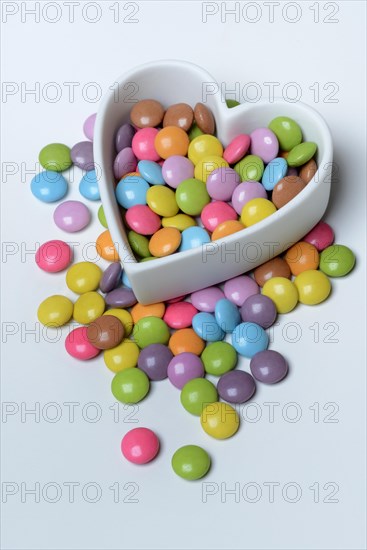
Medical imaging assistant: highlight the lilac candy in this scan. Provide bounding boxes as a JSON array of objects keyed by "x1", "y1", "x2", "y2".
[
  {"x1": 115, "y1": 123, "x2": 136, "y2": 153},
  {"x1": 240, "y1": 294, "x2": 277, "y2": 329},
  {"x1": 105, "y1": 287, "x2": 137, "y2": 308},
  {"x1": 250, "y1": 128, "x2": 279, "y2": 164},
  {"x1": 231, "y1": 181, "x2": 267, "y2": 215},
  {"x1": 190, "y1": 286, "x2": 225, "y2": 313},
  {"x1": 250, "y1": 350, "x2": 288, "y2": 384},
  {"x1": 224, "y1": 276, "x2": 259, "y2": 307},
  {"x1": 71, "y1": 141, "x2": 94, "y2": 171},
  {"x1": 138, "y1": 344, "x2": 173, "y2": 381},
  {"x1": 162, "y1": 155, "x2": 195, "y2": 189},
  {"x1": 206, "y1": 167, "x2": 241, "y2": 201},
  {"x1": 114, "y1": 147, "x2": 137, "y2": 180},
  {"x1": 53, "y1": 200, "x2": 91, "y2": 232},
  {"x1": 217, "y1": 370, "x2": 256, "y2": 404},
  {"x1": 167, "y1": 353, "x2": 204, "y2": 389},
  {"x1": 83, "y1": 113, "x2": 96, "y2": 141},
  {"x1": 100, "y1": 262, "x2": 122, "y2": 293}
]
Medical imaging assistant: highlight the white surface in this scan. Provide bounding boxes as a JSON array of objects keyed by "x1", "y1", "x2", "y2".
[{"x1": 1, "y1": 1, "x2": 366, "y2": 549}]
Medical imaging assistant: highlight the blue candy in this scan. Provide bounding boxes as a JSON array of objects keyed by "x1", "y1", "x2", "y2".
[
  {"x1": 31, "y1": 171, "x2": 68, "y2": 203},
  {"x1": 215, "y1": 299, "x2": 241, "y2": 333},
  {"x1": 192, "y1": 312, "x2": 225, "y2": 342},
  {"x1": 121, "y1": 270, "x2": 132, "y2": 288},
  {"x1": 79, "y1": 170, "x2": 100, "y2": 200},
  {"x1": 115, "y1": 175, "x2": 149, "y2": 208},
  {"x1": 179, "y1": 227, "x2": 211, "y2": 252},
  {"x1": 231, "y1": 322, "x2": 269, "y2": 357},
  {"x1": 261, "y1": 157, "x2": 288, "y2": 191},
  {"x1": 137, "y1": 160, "x2": 165, "y2": 185}
]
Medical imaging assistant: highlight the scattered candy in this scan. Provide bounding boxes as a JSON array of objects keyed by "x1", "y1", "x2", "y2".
[
  {"x1": 250, "y1": 350, "x2": 288, "y2": 384},
  {"x1": 66, "y1": 262, "x2": 102, "y2": 294},
  {"x1": 167, "y1": 353, "x2": 204, "y2": 389},
  {"x1": 65, "y1": 326, "x2": 100, "y2": 360},
  {"x1": 35, "y1": 240, "x2": 72, "y2": 273},
  {"x1": 231, "y1": 322, "x2": 269, "y2": 357},
  {"x1": 201, "y1": 341, "x2": 237, "y2": 376},
  {"x1": 137, "y1": 343, "x2": 172, "y2": 381},
  {"x1": 37, "y1": 295, "x2": 73, "y2": 327},
  {"x1": 171, "y1": 445, "x2": 211, "y2": 480},
  {"x1": 53, "y1": 200, "x2": 91, "y2": 232},
  {"x1": 217, "y1": 370, "x2": 256, "y2": 404},
  {"x1": 121, "y1": 427, "x2": 160, "y2": 464},
  {"x1": 319, "y1": 244, "x2": 356, "y2": 277},
  {"x1": 73, "y1": 291, "x2": 105, "y2": 324},
  {"x1": 200, "y1": 402, "x2": 239, "y2": 439},
  {"x1": 111, "y1": 367, "x2": 150, "y2": 403},
  {"x1": 180, "y1": 378, "x2": 218, "y2": 416},
  {"x1": 86, "y1": 315, "x2": 124, "y2": 350},
  {"x1": 39, "y1": 143, "x2": 72, "y2": 172},
  {"x1": 79, "y1": 170, "x2": 100, "y2": 201},
  {"x1": 31, "y1": 171, "x2": 68, "y2": 203}
]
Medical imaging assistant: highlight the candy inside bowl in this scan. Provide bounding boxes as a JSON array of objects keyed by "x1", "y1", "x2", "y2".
[{"x1": 94, "y1": 60, "x2": 333, "y2": 304}]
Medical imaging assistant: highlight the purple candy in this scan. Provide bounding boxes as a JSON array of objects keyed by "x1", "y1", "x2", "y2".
[
  {"x1": 240, "y1": 294, "x2": 277, "y2": 329},
  {"x1": 250, "y1": 350, "x2": 288, "y2": 384},
  {"x1": 217, "y1": 370, "x2": 256, "y2": 404},
  {"x1": 224, "y1": 276, "x2": 259, "y2": 307},
  {"x1": 190, "y1": 286, "x2": 225, "y2": 313},
  {"x1": 231, "y1": 181, "x2": 267, "y2": 214},
  {"x1": 100, "y1": 262, "x2": 122, "y2": 294},
  {"x1": 206, "y1": 167, "x2": 240, "y2": 201},
  {"x1": 167, "y1": 353, "x2": 204, "y2": 389},
  {"x1": 138, "y1": 344, "x2": 173, "y2": 381},
  {"x1": 53, "y1": 200, "x2": 90, "y2": 233},
  {"x1": 114, "y1": 147, "x2": 137, "y2": 180},
  {"x1": 250, "y1": 128, "x2": 279, "y2": 164},
  {"x1": 162, "y1": 155, "x2": 195, "y2": 189},
  {"x1": 105, "y1": 287, "x2": 137, "y2": 308},
  {"x1": 115, "y1": 123, "x2": 136, "y2": 153},
  {"x1": 71, "y1": 141, "x2": 94, "y2": 171},
  {"x1": 83, "y1": 113, "x2": 96, "y2": 141}
]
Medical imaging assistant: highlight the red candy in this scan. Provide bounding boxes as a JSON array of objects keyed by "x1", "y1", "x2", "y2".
[
  {"x1": 163, "y1": 301, "x2": 198, "y2": 329},
  {"x1": 201, "y1": 201, "x2": 237, "y2": 232}
]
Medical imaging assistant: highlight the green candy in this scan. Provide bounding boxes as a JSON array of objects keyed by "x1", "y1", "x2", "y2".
[
  {"x1": 128, "y1": 230, "x2": 150, "y2": 258},
  {"x1": 226, "y1": 99, "x2": 240, "y2": 108},
  {"x1": 175, "y1": 178, "x2": 210, "y2": 216},
  {"x1": 39, "y1": 143, "x2": 72, "y2": 172},
  {"x1": 180, "y1": 378, "x2": 218, "y2": 416},
  {"x1": 201, "y1": 341, "x2": 237, "y2": 376},
  {"x1": 133, "y1": 316, "x2": 170, "y2": 348},
  {"x1": 139, "y1": 256, "x2": 157, "y2": 262},
  {"x1": 234, "y1": 155, "x2": 264, "y2": 182},
  {"x1": 188, "y1": 123, "x2": 204, "y2": 141},
  {"x1": 171, "y1": 445, "x2": 211, "y2": 481},
  {"x1": 287, "y1": 142, "x2": 317, "y2": 167},
  {"x1": 111, "y1": 368, "x2": 149, "y2": 404},
  {"x1": 98, "y1": 205, "x2": 108, "y2": 228},
  {"x1": 319, "y1": 244, "x2": 356, "y2": 277},
  {"x1": 268, "y1": 116, "x2": 302, "y2": 151}
]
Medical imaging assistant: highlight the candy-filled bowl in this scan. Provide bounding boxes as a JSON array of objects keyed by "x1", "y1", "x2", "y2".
[{"x1": 94, "y1": 60, "x2": 333, "y2": 304}]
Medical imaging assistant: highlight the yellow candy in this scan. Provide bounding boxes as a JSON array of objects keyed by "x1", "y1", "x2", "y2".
[
  {"x1": 73, "y1": 291, "x2": 105, "y2": 324},
  {"x1": 200, "y1": 402, "x2": 239, "y2": 439},
  {"x1": 188, "y1": 135, "x2": 223, "y2": 165},
  {"x1": 241, "y1": 198, "x2": 277, "y2": 227},
  {"x1": 37, "y1": 295, "x2": 73, "y2": 327},
  {"x1": 194, "y1": 155, "x2": 229, "y2": 183},
  {"x1": 103, "y1": 309, "x2": 133, "y2": 336},
  {"x1": 162, "y1": 213, "x2": 196, "y2": 231},
  {"x1": 66, "y1": 262, "x2": 102, "y2": 294},
  {"x1": 104, "y1": 339, "x2": 140, "y2": 373},
  {"x1": 294, "y1": 269, "x2": 331, "y2": 305},
  {"x1": 146, "y1": 186, "x2": 179, "y2": 217},
  {"x1": 262, "y1": 277, "x2": 298, "y2": 313}
]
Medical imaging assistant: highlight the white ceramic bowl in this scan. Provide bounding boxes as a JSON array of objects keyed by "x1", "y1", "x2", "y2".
[{"x1": 94, "y1": 60, "x2": 333, "y2": 304}]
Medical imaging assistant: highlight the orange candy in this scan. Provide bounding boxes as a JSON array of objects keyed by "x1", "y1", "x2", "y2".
[
  {"x1": 131, "y1": 302, "x2": 166, "y2": 324},
  {"x1": 149, "y1": 227, "x2": 181, "y2": 257},
  {"x1": 211, "y1": 220, "x2": 245, "y2": 241},
  {"x1": 154, "y1": 126, "x2": 189, "y2": 159},
  {"x1": 96, "y1": 230, "x2": 119, "y2": 261},
  {"x1": 169, "y1": 328, "x2": 205, "y2": 356},
  {"x1": 284, "y1": 241, "x2": 319, "y2": 276}
]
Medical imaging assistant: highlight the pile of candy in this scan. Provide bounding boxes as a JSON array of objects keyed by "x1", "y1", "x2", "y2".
[{"x1": 31, "y1": 100, "x2": 355, "y2": 481}]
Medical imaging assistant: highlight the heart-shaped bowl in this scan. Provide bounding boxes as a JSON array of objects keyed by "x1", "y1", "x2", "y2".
[{"x1": 94, "y1": 60, "x2": 333, "y2": 304}]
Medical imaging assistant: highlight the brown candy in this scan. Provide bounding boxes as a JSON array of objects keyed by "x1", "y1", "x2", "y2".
[
  {"x1": 130, "y1": 99, "x2": 164, "y2": 128},
  {"x1": 254, "y1": 257, "x2": 292, "y2": 287},
  {"x1": 299, "y1": 159, "x2": 317, "y2": 184},
  {"x1": 272, "y1": 176, "x2": 306, "y2": 209},
  {"x1": 163, "y1": 103, "x2": 194, "y2": 131},
  {"x1": 86, "y1": 315, "x2": 124, "y2": 350},
  {"x1": 194, "y1": 102, "x2": 215, "y2": 135}
]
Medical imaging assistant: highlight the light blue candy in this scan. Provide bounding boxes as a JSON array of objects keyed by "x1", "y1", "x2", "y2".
[
  {"x1": 231, "y1": 322, "x2": 269, "y2": 357},
  {"x1": 115, "y1": 175, "x2": 149, "y2": 208},
  {"x1": 179, "y1": 227, "x2": 211, "y2": 252},
  {"x1": 121, "y1": 270, "x2": 132, "y2": 288},
  {"x1": 31, "y1": 171, "x2": 68, "y2": 203},
  {"x1": 215, "y1": 299, "x2": 241, "y2": 333},
  {"x1": 79, "y1": 170, "x2": 100, "y2": 200},
  {"x1": 137, "y1": 160, "x2": 165, "y2": 185},
  {"x1": 261, "y1": 157, "x2": 288, "y2": 191},
  {"x1": 192, "y1": 312, "x2": 225, "y2": 342}
]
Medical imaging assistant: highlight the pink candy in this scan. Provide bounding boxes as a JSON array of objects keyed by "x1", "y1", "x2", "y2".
[
  {"x1": 83, "y1": 113, "x2": 96, "y2": 141},
  {"x1": 121, "y1": 427, "x2": 160, "y2": 465},
  {"x1": 164, "y1": 301, "x2": 198, "y2": 329},
  {"x1": 191, "y1": 286, "x2": 225, "y2": 312},
  {"x1": 201, "y1": 201, "x2": 237, "y2": 232},
  {"x1": 65, "y1": 327, "x2": 100, "y2": 361},
  {"x1": 125, "y1": 205, "x2": 161, "y2": 235},
  {"x1": 132, "y1": 128, "x2": 160, "y2": 161},
  {"x1": 223, "y1": 134, "x2": 250, "y2": 164},
  {"x1": 206, "y1": 167, "x2": 240, "y2": 201},
  {"x1": 232, "y1": 181, "x2": 267, "y2": 215},
  {"x1": 35, "y1": 240, "x2": 73, "y2": 273},
  {"x1": 223, "y1": 275, "x2": 259, "y2": 307},
  {"x1": 303, "y1": 221, "x2": 334, "y2": 251}
]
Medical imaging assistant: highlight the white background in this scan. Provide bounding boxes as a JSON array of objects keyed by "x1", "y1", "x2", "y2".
[{"x1": 1, "y1": 1, "x2": 366, "y2": 549}]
